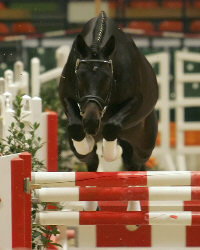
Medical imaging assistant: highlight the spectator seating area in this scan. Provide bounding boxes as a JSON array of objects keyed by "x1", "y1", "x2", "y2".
[
  {"x1": 0, "y1": 22, "x2": 36, "y2": 35},
  {"x1": 0, "y1": 1, "x2": 36, "y2": 35},
  {"x1": 109, "y1": 0, "x2": 200, "y2": 9},
  {"x1": 109, "y1": 0, "x2": 200, "y2": 33},
  {"x1": 127, "y1": 20, "x2": 200, "y2": 33},
  {"x1": 0, "y1": 0, "x2": 199, "y2": 36},
  {"x1": 0, "y1": 0, "x2": 63, "y2": 35}
]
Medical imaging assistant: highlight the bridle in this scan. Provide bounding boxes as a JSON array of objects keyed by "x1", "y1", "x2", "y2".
[{"x1": 75, "y1": 58, "x2": 113, "y2": 117}]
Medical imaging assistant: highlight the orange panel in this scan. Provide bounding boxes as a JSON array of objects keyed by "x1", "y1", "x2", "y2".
[
  {"x1": 162, "y1": 0, "x2": 190, "y2": 8},
  {"x1": 0, "y1": 23, "x2": 10, "y2": 34},
  {"x1": 127, "y1": 21, "x2": 154, "y2": 31},
  {"x1": 190, "y1": 20, "x2": 200, "y2": 32},
  {"x1": 11, "y1": 22, "x2": 36, "y2": 34},
  {"x1": 156, "y1": 122, "x2": 200, "y2": 148},
  {"x1": 158, "y1": 21, "x2": 183, "y2": 32},
  {"x1": 130, "y1": 0, "x2": 158, "y2": 8}
]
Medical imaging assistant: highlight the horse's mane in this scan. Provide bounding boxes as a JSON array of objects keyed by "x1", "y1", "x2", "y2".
[{"x1": 91, "y1": 11, "x2": 106, "y2": 56}]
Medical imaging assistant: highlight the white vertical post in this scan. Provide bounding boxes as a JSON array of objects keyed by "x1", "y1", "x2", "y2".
[
  {"x1": 14, "y1": 61, "x2": 23, "y2": 82},
  {"x1": 174, "y1": 51, "x2": 200, "y2": 171},
  {"x1": 0, "y1": 78, "x2": 5, "y2": 139},
  {"x1": 14, "y1": 61, "x2": 29, "y2": 95},
  {"x1": 56, "y1": 46, "x2": 70, "y2": 68},
  {"x1": 30, "y1": 96, "x2": 42, "y2": 124},
  {"x1": 2, "y1": 92, "x2": 14, "y2": 139},
  {"x1": 147, "y1": 52, "x2": 175, "y2": 170},
  {"x1": 175, "y1": 51, "x2": 185, "y2": 161},
  {"x1": 4, "y1": 70, "x2": 13, "y2": 92},
  {"x1": 40, "y1": 112, "x2": 47, "y2": 170},
  {"x1": 165, "y1": 153, "x2": 176, "y2": 171},
  {"x1": 30, "y1": 97, "x2": 43, "y2": 162},
  {"x1": 0, "y1": 154, "x2": 18, "y2": 249},
  {"x1": 4, "y1": 70, "x2": 18, "y2": 98},
  {"x1": 159, "y1": 52, "x2": 170, "y2": 156},
  {"x1": 0, "y1": 77, "x2": 5, "y2": 94},
  {"x1": 20, "y1": 71, "x2": 29, "y2": 95},
  {"x1": 177, "y1": 154, "x2": 187, "y2": 171},
  {"x1": 22, "y1": 95, "x2": 31, "y2": 122},
  {"x1": 31, "y1": 58, "x2": 40, "y2": 97}
]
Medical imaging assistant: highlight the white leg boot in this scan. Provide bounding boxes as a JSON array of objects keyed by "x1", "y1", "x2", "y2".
[
  {"x1": 72, "y1": 135, "x2": 95, "y2": 155},
  {"x1": 102, "y1": 139, "x2": 122, "y2": 162}
]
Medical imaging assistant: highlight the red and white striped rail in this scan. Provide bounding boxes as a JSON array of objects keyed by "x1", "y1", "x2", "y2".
[
  {"x1": 98, "y1": 200, "x2": 200, "y2": 212},
  {"x1": 35, "y1": 186, "x2": 200, "y2": 202},
  {"x1": 31, "y1": 169, "x2": 200, "y2": 247},
  {"x1": 36, "y1": 210, "x2": 200, "y2": 226},
  {"x1": 3, "y1": 153, "x2": 200, "y2": 248},
  {"x1": 31, "y1": 171, "x2": 200, "y2": 187}
]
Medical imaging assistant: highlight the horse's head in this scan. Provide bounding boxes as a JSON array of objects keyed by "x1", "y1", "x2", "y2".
[{"x1": 75, "y1": 34, "x2": 115, "y2": 135}]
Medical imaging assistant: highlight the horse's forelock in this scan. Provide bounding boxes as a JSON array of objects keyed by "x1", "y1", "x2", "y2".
[{"x1": 91, "y1": 11, "x2": 107, "y2": 57}]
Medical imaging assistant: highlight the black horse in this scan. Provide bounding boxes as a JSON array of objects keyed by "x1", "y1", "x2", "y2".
[{"x1": 59, "y1": 11, "x2": 158, "y2": 172}]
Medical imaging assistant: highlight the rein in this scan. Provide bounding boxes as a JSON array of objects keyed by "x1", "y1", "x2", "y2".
[{"x1": 75, "y1": 58, "x2": 113, "y2": 117}]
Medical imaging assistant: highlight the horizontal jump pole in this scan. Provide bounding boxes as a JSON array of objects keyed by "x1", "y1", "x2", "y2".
[
  {"x1": 97, "y1": 201, "x2": 200, "y2": 212},
  {"x1": 36, "y1": 211, "x2": 200, "y2": 226},
  {"x1": 31, "y1": 171, "x2": 200, "y2": 188},
  {"x1": 35, "y1": 186, "x2": 200, "y2": 202},
  {"x1": 39, "y1": 67, "x2": 62, "y2": 84},
  {"x1": 48, "y1": 200, "x2": 200, "y2": 212},
  {"x1": 146, "y1": 200, "x2": 200, "y2": 211}
]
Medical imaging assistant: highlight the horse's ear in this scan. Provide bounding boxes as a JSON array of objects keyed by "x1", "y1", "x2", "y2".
[
  {"x1": 76, "y1": 34, "x2": 90, "y2": 58},
  {"x1": 101, "y1": 35, "x2": 115, "y2": 58}
]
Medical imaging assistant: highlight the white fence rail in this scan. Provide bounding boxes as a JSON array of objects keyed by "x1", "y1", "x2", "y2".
[
  {"x1": 31, "y1": 45, "x2": 70, "y2": 97},
  {"x1": 147, "y1": 52, "x2": 176, "y2": 170},
  {"x1": 175, "y1": 51, "x2": 200, "y2": 171}
]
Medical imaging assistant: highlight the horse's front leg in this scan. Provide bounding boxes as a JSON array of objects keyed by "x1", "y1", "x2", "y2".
[
  {"x1": 103, "y1": 98, "x2": 138, "y2": 140},
  {"x1": 102, "y1": 117, "x2": 122, "y2": 162},
  {"x1": 64, "y1": 98, "x2": 95, "y2": 155},
  {"x1": 102, "y1": 98, "x2": 138, "y2": 162},
  {"x1": 102, "y1": 111, "x2": 125, "y2": 162}
]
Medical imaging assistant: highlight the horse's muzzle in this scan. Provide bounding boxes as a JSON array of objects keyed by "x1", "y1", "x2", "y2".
[
  {"x1": 83, "y1": 116, "x2": 100, "y2": 135},
  {"x1": 81, "y1": 101, "x2": 102, "y2": 135}
]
